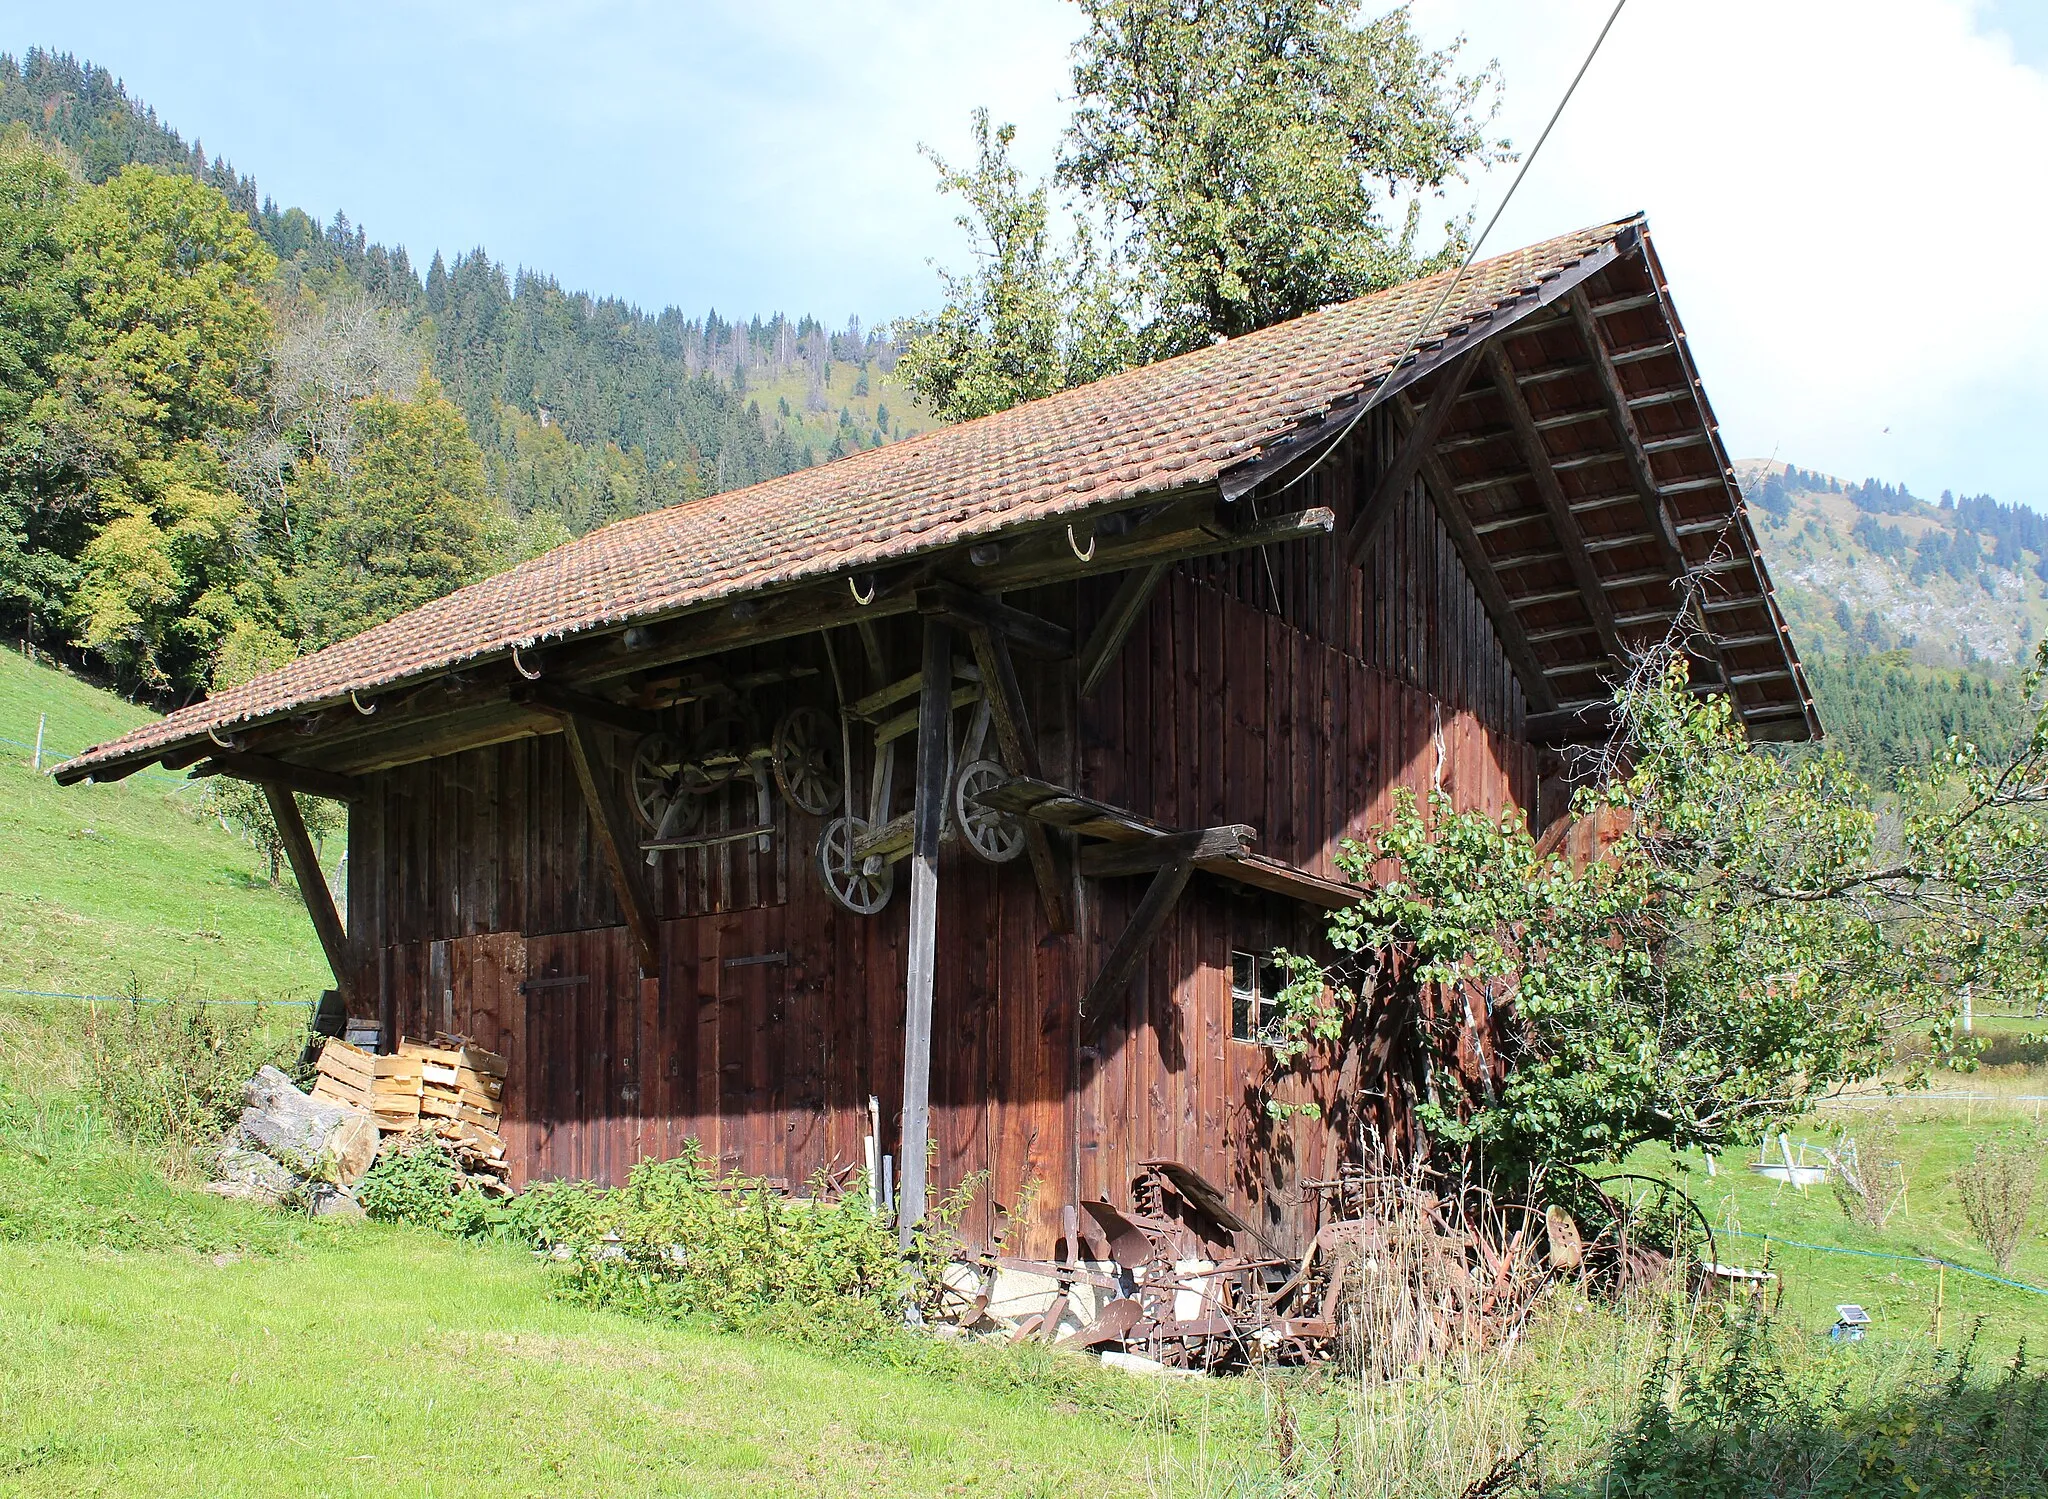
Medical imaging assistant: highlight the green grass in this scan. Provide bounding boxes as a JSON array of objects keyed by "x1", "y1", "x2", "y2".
[
  {"x1": 0, "y1": 649, "x2": 331, "y2": 1002},
  {"x1": 1625, "y1": 1091, "x2": 2048, "y2": 1355},
  {"x1": 0, "y1": 1232, "x2": 1217, "y2": 1497}
]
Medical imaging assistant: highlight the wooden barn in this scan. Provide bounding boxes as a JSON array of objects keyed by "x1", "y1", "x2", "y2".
[{"x1": 59, "y1": 216, "x2": 1815, "y2": 1254}]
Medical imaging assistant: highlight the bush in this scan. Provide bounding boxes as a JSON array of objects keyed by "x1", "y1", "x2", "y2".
[
  {"x1": 80, "y1": 995, "x2": 301, "y2": 1161},
  {"x1": 536, "y1": 1144, "x2": 908, "y2": 1329},
  {"x1": 1954, "y1": 1128, "x2": 2042, "y2": 1275},
  {"x1": 356, "y1": 1133, "x2": 469, "y2": 1227}
]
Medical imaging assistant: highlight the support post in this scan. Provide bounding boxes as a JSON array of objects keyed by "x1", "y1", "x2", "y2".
[
  {"x1": 263, "y1": 782, "x2": 351, "y2": 1003},
  {"x1": 899, "y1": 616, "x2": 951, "y2": 1246},
  {"x1": 558, "y1": 714, "x2": 662, "y2": 975}
]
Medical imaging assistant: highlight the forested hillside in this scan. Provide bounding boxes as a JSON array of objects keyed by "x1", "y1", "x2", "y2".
[
  {"x1": 0, "y1": 48, "x2": 924, "y2": 704},
  {"x1": 1739, "y1": 459, "x2": 2048, "y2": 667}
]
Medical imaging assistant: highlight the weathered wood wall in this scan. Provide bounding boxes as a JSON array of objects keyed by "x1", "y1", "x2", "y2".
[{"x1": 344, "y1": 414, "x2": 1538, "y2": 1252}]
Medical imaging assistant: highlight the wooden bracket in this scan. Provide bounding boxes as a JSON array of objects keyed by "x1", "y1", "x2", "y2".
[
  {"x1": 916, "y1": 581, "x2": 1073, "y2": 659},
  {"x1": 1078, "y1": 824, "x2": 1254, "y2": 879},
  {"x1": 963, "y1": 624, "x2": 1073, "y2": 934},
  {"x1": 1346, "y1": 350, "x2": 1480, "y2": 563},
  {"x1": 556, "y1": 714, "x2": 661, "y2": 975},
  {"x1": 1077, "y1": 563, "x2": 1168, "y2": 698},
  {"x1": 262, "y1": 783, "x2": 351, "y2": 1002},
  {"x1": 1079, "y1": 856, "x2": 1195, "y2": 1035},
  {"x1": 194, "y1": 751, "x2": 360, "y2": 803}
]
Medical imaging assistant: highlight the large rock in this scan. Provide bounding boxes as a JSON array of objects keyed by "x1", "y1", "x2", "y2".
[
  {"x1": 207, "y1": 1145, "x2": 303, "y2": 1204},
  {"x1": 237, "y1": 1065, "x2": 378, "y2": 1186}
]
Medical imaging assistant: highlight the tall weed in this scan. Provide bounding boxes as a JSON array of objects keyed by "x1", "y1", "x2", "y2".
[
  {"x1": 1953, "y1": 1127, "x2": 2042, "y2": 1275},
  {"x1": 80, "y1": 994, "x2": 301, "y2": 1166}
]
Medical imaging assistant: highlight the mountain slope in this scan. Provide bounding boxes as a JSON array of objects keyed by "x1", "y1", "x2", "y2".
[
  {"x1": 1739, "y1": 460, "x2": 2048, "y2": 667},
  {"x1": 0, "y1": 48, "x2": 930, "y2": 533}
]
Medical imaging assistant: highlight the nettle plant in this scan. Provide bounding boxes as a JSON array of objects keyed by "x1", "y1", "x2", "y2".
[{"x1": 1269, "y1": 644, "x2": 2048, "y2": 1173}]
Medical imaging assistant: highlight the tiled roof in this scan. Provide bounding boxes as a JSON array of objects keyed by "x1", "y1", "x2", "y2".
[{"x1": 62, "y1": 219, "x2": 1635, "y2": 778}]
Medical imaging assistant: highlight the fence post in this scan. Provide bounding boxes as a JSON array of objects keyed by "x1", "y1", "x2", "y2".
[{"x1": 32, "y1": 712, "x2": 45, "y2": 773}]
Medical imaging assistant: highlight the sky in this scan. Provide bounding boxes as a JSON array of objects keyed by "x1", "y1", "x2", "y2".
[{"x1": 1, "y1": 0, "x2": 2041, "y2": 508}]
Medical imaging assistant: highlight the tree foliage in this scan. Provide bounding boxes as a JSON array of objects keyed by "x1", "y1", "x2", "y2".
[
  {"x1": 901, "y1": 0, "x2": 1505, "y2": 415},
  {"x1": 1272, "y1": 646, "x2": 2048, "y2": 1172},
  {"x1": 894, "y1": 112, "x2": 1137, "y2": 423},
  {"x1": 1061, "y1": 0, "x2": 1503, "y2": 349},
  {"x1": 294, "y1": 380, "x2": 505, "y2": 647}
]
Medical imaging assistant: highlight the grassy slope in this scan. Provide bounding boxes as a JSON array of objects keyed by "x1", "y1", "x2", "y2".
[
  {"x1": 0, "y1": 650, "x2": 330, "y2": 1001},
  {"x1": 0, "y1": 1234, "x2": 1193, "y2": 1498}
]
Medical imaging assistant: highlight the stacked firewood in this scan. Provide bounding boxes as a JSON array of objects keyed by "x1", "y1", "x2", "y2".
[{"x1": 312, "y1": 1034, "x2": 511, "y2": 1186}]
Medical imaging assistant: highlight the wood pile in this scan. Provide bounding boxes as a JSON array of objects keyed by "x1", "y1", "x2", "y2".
[{"x1": 312, "y1": 1032, "x2": 511, "y2": 1186}]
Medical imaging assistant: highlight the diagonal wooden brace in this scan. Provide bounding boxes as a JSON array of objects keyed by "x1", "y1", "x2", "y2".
[{"x1": 1079, "y1": 856, "x2": 1194, "y2": 1036}]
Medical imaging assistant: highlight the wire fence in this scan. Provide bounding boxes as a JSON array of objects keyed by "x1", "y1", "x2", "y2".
[
  {"x1": 0, "y1": 985, "x2": 312, "y2": 1009},
  {"x1": 1721, "y1": 1226, "x2": 2048, "y2": 1300},
  {"x1": 0, "y1": 726, "x2": 200, "y2": 792}
]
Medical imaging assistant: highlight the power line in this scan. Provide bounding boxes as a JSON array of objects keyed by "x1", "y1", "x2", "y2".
[{"x1": 1272, "y1": 0, "x2": 1631, "y2": 500}]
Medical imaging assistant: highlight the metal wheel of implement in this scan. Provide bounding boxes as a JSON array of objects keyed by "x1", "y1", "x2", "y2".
[
  {"x1": 630, "y1": 731, "x2": 688, "y2": 831},
  {"x1": 954, "y1": 758, "x2": 1025, "y2": 864},
  {"x1": 817, "y1": 816, "x2": 895, "y2": 915},
  {"x1": 771, "y1": 706, "x2": 843, "y2": 816}
]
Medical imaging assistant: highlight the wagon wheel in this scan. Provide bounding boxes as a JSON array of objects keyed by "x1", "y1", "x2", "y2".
[
  {"x1": 771, "y1": 706, "x2": 842, "y2": 816},
  {"x1": 817, "y1": 816, "x2": 895, "y2": 915},
  {"x1": 954, "y1": 758, "x2": 1025, "y2": 865},
  {"x1": 681, "y1": 712, "x2": 748, "y2": 794},
  {"x1": 629, "y1": 731, "x2": 688, "y2": 831}
]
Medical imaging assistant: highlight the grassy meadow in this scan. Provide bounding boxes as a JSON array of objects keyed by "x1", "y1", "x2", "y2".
[
  {"x1": 1, "y1": 648, "x2": 2045, "y2": 1494},
  {"x1": 0, "y1": 648, "x2": 332, "y2": 1002}
]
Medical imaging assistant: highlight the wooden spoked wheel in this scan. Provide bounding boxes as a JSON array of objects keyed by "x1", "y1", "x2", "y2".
[
  {"x1": 630, "y1": 731, "x2": 688, "y2": 831},
  {"x1": 771, "y1": 706, "x2": 842, "y2": 816},
  {"x1": 954, "y1": 758, "x2": 1024, "y2": 864},
  {"x1": 817, "y1": 816, "x2": 895, "y2": 915}
]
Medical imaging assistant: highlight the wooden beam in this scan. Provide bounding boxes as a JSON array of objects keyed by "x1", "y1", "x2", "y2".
[
  {"x1": 898, "y1": 617, "x2": 950, "y2": 1246},
  {"x1": 1565, "y1": 288, "x2": 1736, "y2": 692},
  {"x1": 1079, "y1": 825, "x2": 1254, "y2": 879},
  {"x1": 512, "y1": 682, "x2": 659, "y2": 736},
  {"x1": 916, "y1": 581, "x2": 1073, "y2": 659},
  {"x1": 1077, "y1": 563, "x2": 1167, "y2": 698},
  {"x1": 262, "y1": 782, "x2": 350, "y2": 1000},
  {"x1": 556, "y1": 714, "x2": 661, "y2": 975},
  {"x1": 1079, "y1": 857, "x2": 1194, "y2": 1035},
  {"x1": 1409, "y1": 416, "x2": 1560, "y2": 715},
  {"x1": 1346, "y1": 351, "x2": 1481, "y2": 562},
  {"x1": 192, "y1": 751, "x2": 361, "y2": 803},
  {"x1": 963, "y1": 625, "x2": 1072, "y2": 933},
  {"x1": 1482, "y1": 344, "x2": 1631, "y2": 667}
]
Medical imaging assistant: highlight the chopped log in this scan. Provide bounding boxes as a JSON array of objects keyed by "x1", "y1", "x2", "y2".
[{"x1": 237, "y1": 1065, "x2": 378, "y2": 1185}]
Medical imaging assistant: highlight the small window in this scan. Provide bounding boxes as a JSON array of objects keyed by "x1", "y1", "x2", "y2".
[{"x1": 1230, "y1": 951, "x2": 1288, "y2": 1045}]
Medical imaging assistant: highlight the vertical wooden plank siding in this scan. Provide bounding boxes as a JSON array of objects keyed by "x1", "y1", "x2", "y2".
[{"x1": 340, "y1": 418, "x2": 1541, "y2": 1253}]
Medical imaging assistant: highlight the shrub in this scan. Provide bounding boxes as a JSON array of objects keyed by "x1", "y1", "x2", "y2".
[
  {"x1": 1829, "y1": 1116, "x2": 1908, "y2": 1231},
  {"x1": 540, "y1": 1144, "x2": 908, "y2": 1328},
  {"x1": 1599, "y1": 1306, "x2": 2048, "y2": 1497},
  {"x1": 1954, "y1": 1128, "x2": 2042, "y2": 1275},
  {"x1": 80, "y1": 994, "x2": 300, "y2": 1161},
  {"x1": 356, "y1": 1133, "x2": 469, "y2": 1227}
]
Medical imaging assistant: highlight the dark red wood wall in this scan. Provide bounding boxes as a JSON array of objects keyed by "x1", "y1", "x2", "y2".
[{"x1": 345, "y1": 412, "x2": 1538, "y2": 1251}]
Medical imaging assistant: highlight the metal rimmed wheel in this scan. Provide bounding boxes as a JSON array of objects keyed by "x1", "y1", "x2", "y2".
[
  {"x1": 954, "y1": 758, "x2": 1024, "y2": 864},
  {"x1": 771, "y1": 706, "x2": 842, "y2": 816},
  {"x1": 817, "y1": 815, "x2": 895, "y2": 915},
  {"x1": 630, "y1": 731, "x2": 688, "y2": 831}
]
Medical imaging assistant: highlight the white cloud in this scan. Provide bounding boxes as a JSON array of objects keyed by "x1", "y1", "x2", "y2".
[{"x1": 1410, "y1": 0, "x2": 2048, "y2": 505}]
